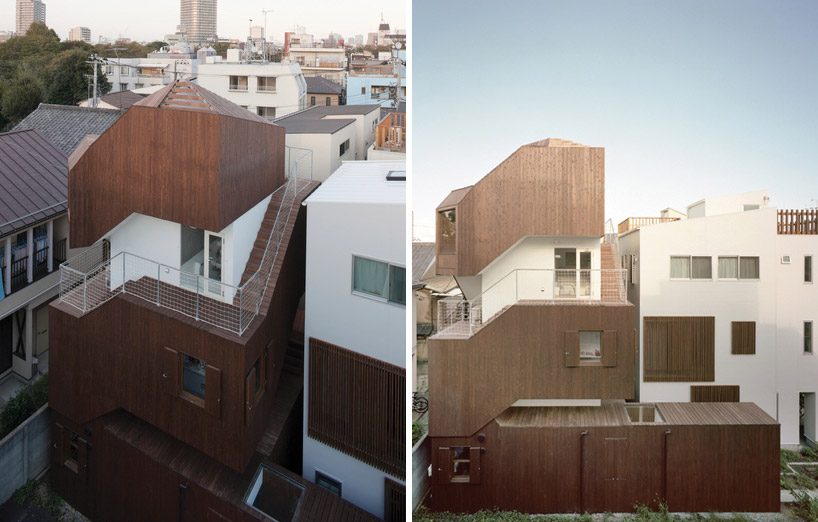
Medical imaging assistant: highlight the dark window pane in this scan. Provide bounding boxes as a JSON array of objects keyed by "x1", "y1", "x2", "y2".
[{"x1": 389, "y1": 265, "x2": 405, "y2": 305}]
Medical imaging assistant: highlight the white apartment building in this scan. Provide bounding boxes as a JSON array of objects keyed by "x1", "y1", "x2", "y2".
[
  {"x1": 15, "y1": 0, "x2": 45, "y2": 35},
  {"x1": 284, "y1": 39, "x2": 347, "y2": 86},
  {"x1": 618, "y1": 190, "x2": 818, "y2": 449},
  {"x1": 303, "y1": 161, "x2": 406, "y2": 519},
  {"x1": 104, "y1": 46, "x2": 200, "y2": 93},
  {"x1": 197, "y1": 54, "x2": 306, "y2": 121},
  {"x1": 68, "y1": 26, "x2": 90, "y2": 43}
]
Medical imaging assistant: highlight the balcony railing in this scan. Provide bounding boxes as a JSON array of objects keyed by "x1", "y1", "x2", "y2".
[
  {"x1": 375, "y1": 112, "x2": 406, "y2": 152},
  {"x1": 618, "y1": 217, "x2": 680, "y2": 234},
  {"x1": 778, "y1": 209, "x2": 818, "y2": 235},
  {"x1": 59, "y1": 152, "x2": 313, "y2": 335},
  {"x1": 437, "y1": 268, "x2": 628, "y2": 338},
  {"x1": 11, "y1": 257, "x2": 27, "y2": 293}
]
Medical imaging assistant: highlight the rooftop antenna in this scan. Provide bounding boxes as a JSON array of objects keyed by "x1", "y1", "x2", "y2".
[{"x1": 262, "y1": 9, "x2": 273, "y2": 61}]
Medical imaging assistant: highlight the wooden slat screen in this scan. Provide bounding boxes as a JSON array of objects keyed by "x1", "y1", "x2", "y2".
[
  {"x1": 308, "y1": 337, "x2": 405, "y2": 478},
  {"x1": 691, "y1": 385, "x2": 740, "y2": 402},
  {"x1": 731, "y1": 321, "x2": 756, "y2": 355},
  {"x1": 777, "y1": 209, "x2": 818, "y2": 235},
  {"x1": 644, "y1": 317, "x2": 715, "y2": 382},
  {"x1": 384, "y1": 478, "x2": 405, "y2": 522},
  {"x1": 565, "y1": 330, "x2": 579, "y2": 367}
]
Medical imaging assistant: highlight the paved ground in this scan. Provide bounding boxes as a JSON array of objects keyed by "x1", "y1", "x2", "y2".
[{"x1": 0, "y1": 500, "x2": 55, "y2": 522}]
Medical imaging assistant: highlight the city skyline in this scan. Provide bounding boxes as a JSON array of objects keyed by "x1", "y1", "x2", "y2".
[{"x1": 1, "y1": 0, "x2": 405, "y2": 44}]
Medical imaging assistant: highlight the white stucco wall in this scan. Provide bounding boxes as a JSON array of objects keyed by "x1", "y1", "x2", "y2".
[
  {"x1": 197, "y1": 62, "x2": 307, "y2": 118},
  {"x1": 303, "y1": 199, "x2": 405, "y2": 518},
  {"x1": 686, "y1": 190, "x2": 769, "y2": 219},
  {"x1": 284, "y1": 125, "x2": 356, "y2": 183},
  {"x1": 220, "y1": 194, "x2": 271, "y2": 289}
]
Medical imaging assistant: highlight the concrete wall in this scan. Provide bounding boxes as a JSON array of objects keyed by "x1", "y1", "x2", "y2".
[
  {"x1": 220, "y1": 194, "x2": 271, "y2": 289},
  {"x1": 0, "y1": 404, "x2": 50, "y2": 504},
  {"x1": 412, "y1": 434, "x2": 430, "y2": 512}
]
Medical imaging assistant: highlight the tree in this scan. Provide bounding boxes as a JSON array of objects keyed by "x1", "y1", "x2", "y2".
[
  {"x1": 1, "y1": 69, "x2": 45, "y2": 123},
  {"x1": 48, "y1": 49, "x2": 112, "y2": 106}
]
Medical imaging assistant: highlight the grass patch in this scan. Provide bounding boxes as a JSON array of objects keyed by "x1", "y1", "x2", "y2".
[
  {"x1": 0, "y1": 373, "x2": 48, "y2": 440},
  {"x1": 12, "y1": 477, "x2": 64, "y2": 519},
  {"x1": 413, "y1": 504, "x2": 755, "y2": 522},
  {"x1": 412, "y1": 420, "x2": 426, "y2": 447}
]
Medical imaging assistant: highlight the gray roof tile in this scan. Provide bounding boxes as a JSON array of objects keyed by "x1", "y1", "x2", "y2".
[{"x1": 14, "y1": 104, "x2": 122, "y2": 156}]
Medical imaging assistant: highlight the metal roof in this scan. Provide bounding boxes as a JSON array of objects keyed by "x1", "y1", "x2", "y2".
[
  {"x1": 136, "y1": 81, "x2": 273, "y2": 125},
  {"x1": 0, "y1": 129, "x2": 68, "y2": 237},
  {"x1": 14, "y1": 103, "x2": 122, "y2": 156},
  {"x1": 303, "y1": 160, "x2": 405, "y2": 205},
  {"x1": 305, "y1": 76, "x2": 342, "y2": 95},
  {"x1": 273, "y1": 104, "x2": 380, "y2": 135}
]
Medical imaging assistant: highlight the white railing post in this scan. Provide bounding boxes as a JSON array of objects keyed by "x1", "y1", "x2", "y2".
[
  {"x1": 156, "y1": 264, "x2": 161, "y2": 305},
  {"x1": 122, "y1": 254, "x2": 126, "y2": 293},
  {"x1": 82, "y1": 274, "x2": 87, "y2": 312},
  {"x1": 195, "y1": 277, "x2": 200, "y2": 321}
]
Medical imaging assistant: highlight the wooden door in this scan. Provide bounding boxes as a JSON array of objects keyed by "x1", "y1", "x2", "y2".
[{"x1": 603, "y1": 437, "x2": 627, "y2": 511}]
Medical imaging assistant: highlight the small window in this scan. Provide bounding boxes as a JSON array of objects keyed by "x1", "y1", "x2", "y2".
[
  {"x1": 388, "y1": 265, "x2": 406, "y2": 305},
  {"x1": 326, "y1": 96, "x2": 331, "y2": 105},
  {"x1": 671, "y1": 256, "x2": 711, "y2": 279},
  {"x1": 120, "y1": 66, "x2": 129, "y2": 75},
  {"x1": 65, "y1": 431, "x2": 80, "y2": 472},
  {"x1": 806, "y1": 321, "x2": 813, "y2": 354},
  {"x1": 257, "y1": 76, "x2": 276, "y2": 92},
  {"x1": 579, "y1": 331, "x2": 601, "y2": 363},
  {"x1": 105, "y1": 65, "x2": 113, "y2": 75},
  {"x1": 339, "y1": 139, "x2": 350, "y2": 156},
  {"x1": 352, "y1": 255, "x2": 405, "y2": 306},
  {"x1": 119, "y1": 83, "x2": 128, "y2": 91},
  {"x1": 718, "y1": 256, "x2": 759, "y2": 280},
  {"x1": 361, "y1": 87, "x2": 365, "y2": 95},
  {"x1": 691, "y1": 256, "x2": 711, "y2": 279},
  {"x1": 256, "y1": 106, "x2": 275, "y2": 120},
  {"x1": 743, "y1": 204, "x2": 760, "y2": 211},
  {"x1": 438, "y1": 209, "x2": 456, "y2": 253},
  {"x1": 451, "y1": 446, "x2": 470, "y2": 482},
  {"x1": 315, "y1": 470, "x2": 341, "y2": 496},
  {"x1": 739, "y1": 256, "x2": 759, "y2": 279},
  {"x1": 806, "y1": 256, "x2": 813, "y2": 283},
  {"x1": 670, "y1": 256, "x2": 690, "y2": 278},
  {"x1": 310, "y1": 96, "x2": 316, "y2": 106},
  {"x1": 229, "y1": 75, "x2": 248, "y2": 91},
  {"x1": 718, "y1": 256, "x2": 738, "y2": 279},
  {"x1": 626, "y1": 405, "x2": 664, "y2": 423},
  {"x1": 182, "y1": 354, "x2": 206, "y2": 402}
]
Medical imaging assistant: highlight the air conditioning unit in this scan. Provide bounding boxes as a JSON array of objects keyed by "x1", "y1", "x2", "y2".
[{"x1": 781, "y1": 255, "x2": 791, "y2": 264}]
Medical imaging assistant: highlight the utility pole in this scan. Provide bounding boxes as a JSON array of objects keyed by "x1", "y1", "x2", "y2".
[{"x1": 86, "y1": 53, "x2": 102, "y2": 108}]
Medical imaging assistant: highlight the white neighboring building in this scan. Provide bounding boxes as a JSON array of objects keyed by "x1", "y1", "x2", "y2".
[
  {"x1": 197, "y1": 57, "x2": 307, "y2": 120},
  {"x1": 619, "y1": 190, "x2": 818, "y2": 449},
  {"x1": 103, "y1": 45, "x2": 200, "y2": 93},
  {"x1": 273, "y1": 105, "x2": 380, "y2": 182},
  {"x1": 303, "y1": 161, "x2": 406, "y2": 519}
]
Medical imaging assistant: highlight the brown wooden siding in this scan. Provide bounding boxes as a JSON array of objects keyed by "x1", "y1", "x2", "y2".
[
  {"x1": 307, "y1": 338, "x2": 405, "y2": 478},
  {"x1": 428, "y1": 303, "x2": 634, "y2": 437},
  {"x1": 435, "y1": 144, "x2": 605, "y2": 276},
  {"x1": 384, "y1": 478, "x2": 406, "y2": 522},
  {"x1": 690, "y1": 385, "x2": 740, "y2": 402},
  {"x1": 643, "y1": 317, "x2": 715, "y2": 382},
  {"x1": 732, "y1": 321, "x2": 756, "y2": 355},
  {"x1": 69, "y1": 105, "x2": 285, "y2": 247}
]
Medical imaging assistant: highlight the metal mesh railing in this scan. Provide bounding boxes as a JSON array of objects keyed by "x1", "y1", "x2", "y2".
[
  {"x1": 59, "y1": 152, "x2": 313, "y2": 335},
  {"x1": 437, "y1": 268, "x2": 628, "y2": 338}
]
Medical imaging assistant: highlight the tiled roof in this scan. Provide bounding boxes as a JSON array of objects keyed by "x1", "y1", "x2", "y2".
[
  {"x1": 14, "y1": 104, "x2": 122, "y2": 156},
  {"x1": 273, "y1": 104, "x2": 380, "y2": 135},
  {"x1": 305, "y1": 76, "x2": 342, "y2": 95},
  {"x1": 412, "y1": 242, "x2": 435, "y2": 285},
  {"x1": 0, "y1": 129, "x2": 68, "y2": 237}
]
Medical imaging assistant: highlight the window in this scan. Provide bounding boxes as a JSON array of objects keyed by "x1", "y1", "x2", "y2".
[
  {"x1": 451, "y1": 446, "x2": 470, "y2": 482},
  {"x1": 310, "y1": 95, "x2": 316, "y2": 106},
  {"x1": 625, "y1": 405, "x2": 664, "y2": 423},
  {"x1": 308, "y1": 338, "x2": 405, "y2": 478},
  {"x1": 579, "y1": 331, "x2": 601, "y2": 363},
  {"x1": 105, "y1": 65, "x2": 113, "y2": 75},
  {"x1": 315, "y1": 470, "x2": 341, "y2": 496},
  {"x1": 66, "y1": 431, "x2": 80, "y2": 472},
  {"x1": 256, "y1": 106, "x2": 275, "y2": 120},
  {"x1": 326, "y1": 96, "x2": 331, "y2": 105},
  {"x1": 671, "y1": 256, "x2": 711, "y2": 279},
  {"x1": 339, "y1": 138, "x2": 350, "y2": 156},
  {"x1": 644, "y1": 316, "x2": 715, "y2": 382},
  {"x1": 119, "y1": 83, "x2": 128, "y2": 91},
  {"x1": 257, "y1": 76, "x2": 276, "y2": 92},
  {"x1": 352, "y1": 255, "x2": 405, "y2": 306},
  {"x1": 120, "y1": 66, "x2": 129, "y2": 75},
  {"x1": 162, "y1": 348, "x2": 221, "y2": 417},
  {"x1": 806, "y1": 321, "x2": 813, "y2": 354},
  {"x1": 245, "y1": 349, "x2": 267, "y2": 423},
  {"x1": 806, "y1": 256, "x2": 813, "y2": 283},
  {"x1": 229, "y1": 75, "x2": 248, "y2": 91},
  {"x1": 182, "y1": 354, "x2": 206, "y2": 401},
  {"x1": 718, "y1": 256, "x2": 759, "y2": 279},
  {"x1": 437, "y1": 446, "x2": 480, "y2": 484},
  {"x1": 361, "y1": 87, "x2": 365, "y2": 95},
  {"x1": 744, "y1": 204, "x2": 760, "y2": 211},
  {"x1": 438, "y1": 209, "x2": 456, "y2": 253}
]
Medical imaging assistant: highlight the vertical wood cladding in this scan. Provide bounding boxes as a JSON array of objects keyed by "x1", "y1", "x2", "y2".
[
  {"x1": 428, "y1": 304, "x2": 634, "y2": 437},
  {"x1": 436, "y1": 144, "x2": 605, "y2": 276},
  {"x1": 308, "y1": 338, "x2": 405, "y2": 478},
  {"x1": 643, "y1": 317, "x2": 715, "y2": 382},
  {"x1": 384, "y1": 478, "x2": 406, "y2": 522},
  {"x1": 69, "y1": 105, "x2": 285, "y2": 247},
  {"x1": 690, "y1": 385, "x2": 740, "y2": 402},
  {"x1": 731, "y1": 321, "x2": 756, "y2": 355}
]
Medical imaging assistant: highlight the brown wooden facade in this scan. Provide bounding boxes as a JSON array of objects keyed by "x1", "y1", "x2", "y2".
[
  {"x1": 428, "y1": 402, "x2": 779, "y2": 514},
  {"x1": 68, "y1": 83, "x2": 286, "y2": 247},
  {"x1": 429, "y1": 303, "x2": 635, "y2": 437},
  {"x1": 436, "y1": 140, "x2": 605, "y2": 276}
]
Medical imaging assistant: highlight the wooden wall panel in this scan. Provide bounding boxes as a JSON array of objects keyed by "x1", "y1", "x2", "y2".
[
  {"x1": 69, "y1": 106, "x2": 284, "y2": 247},
  {"x1": 437, "y1": 144, "x2": 605, "y2": 276},
  {"x1": 690, "y1": 385, "x2": 740, "y2": 402},
  {"x1": 731, "y1": 321, "x2": 756, "y2": 355},
  {"x1": 429, "y1": 304, "x2": 634, "y2": 437},
  {"x1": 643, "y1": 317, "x2": 714, "y2": 382}
]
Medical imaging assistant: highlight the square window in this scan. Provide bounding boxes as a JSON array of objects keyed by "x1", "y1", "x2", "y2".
[
  {"x1": 451, "y1": 446, "x2": 470, "y2": 481},
  {"x1": 691, "y1": 256, "x2": 711, "y2": 279},
  {"x1": 182, "y1": 354, "x2": 206, "y2": 401},
  {"x1": 353, "y1": 256, "x2": 388, "y2": 299},
  {"x1": 718, "y1": 257, "x2": 738, "y2": 279},
  {"x1": 315, "y1": 470, "x2": 342, "y2": 496},
  {"x1": 739, "y1": 257, "x2": 759, "y2": 279},
  {"x1": 579, "y1": 331, "x2": 602, "y2": 363},
  {"x1": 670, "y1": 256, "x2": 690, "y2": 278}
]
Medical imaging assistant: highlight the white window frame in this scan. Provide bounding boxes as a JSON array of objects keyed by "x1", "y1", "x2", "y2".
[
  {"x1": 717, "y1": 256, "x2": 760, "y2": 280},
  {"x1": 670, "y1": 255, "x2": 712, "y2": 280},
  {"x1": 350, "y1": 254, "x2": 405, "y2": 307}
]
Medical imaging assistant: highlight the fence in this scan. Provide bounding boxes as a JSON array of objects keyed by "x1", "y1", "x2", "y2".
[
  {"x1": 412, "y1": 433, "x2": 431, "y2": 512},
  {"x1": 778, "y1": 209, "x2": 818, "y2": 235},
  {"x1": 617, "y1": 216, "x2": 680, "y2": 234},
  {"x1": 437, "y1": 268, "x2": 627, "y2": 338},
  {"x1": 0, "y1": 404, "x2": 50, "y2": 504},
  {"x1": 59, "y1": 152, "x2": 313, "y2": 335}
]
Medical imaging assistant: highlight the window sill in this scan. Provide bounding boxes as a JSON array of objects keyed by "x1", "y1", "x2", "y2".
[
  {"x1": 451, "y1": 477, "x2": 470, "y2": 484},
  {"x1": 351, "y1": 290, "x2": 405, "y2": 308},
  {"x1": 180, "y1": 391, "x2": 206, "y2": 408}
]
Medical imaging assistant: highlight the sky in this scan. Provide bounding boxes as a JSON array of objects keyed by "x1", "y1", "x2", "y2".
[
  {"x1": 412, "y1": 0, "x2": 818, "y2": 241},
  {"x1": 1, "y1": 0, "x2": 405, "y2": 43}
]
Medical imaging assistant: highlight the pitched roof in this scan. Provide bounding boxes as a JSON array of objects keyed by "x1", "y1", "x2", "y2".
[
  {"x1": 525, "y1": 138, "x2": 588, "y2": 148},
  {"x1": 305, "y1": 76, "x2": 342, "y2": 95},
  {"x1": 273, "y1": 104, "x2": 380, "y2": 135},
  {"x1": 99, "y1": 90, "x2": 148, "y2": 109},
  {"x1": 0, "y1": 129, "x2": 68, "y2": 237},
  {"x1": 412, "y1": 242, "x2": 435, "y2": 285},
  {"x1": 135, "y1": 81, "x2": 272, "y2": 124},
  {"x1": 437, "y1": 185, "x2": 472, "y2": 210},
  {"x1": 14, "y1": 104, "x2": 122, "y2": 156}
]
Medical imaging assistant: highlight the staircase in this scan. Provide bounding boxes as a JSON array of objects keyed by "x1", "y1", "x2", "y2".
[
  {"x1": 601, "y1": 242, "x2": 622, "y2": 302},
  {"x1": 283, "y1": 308, "x2": 305, "y2": 377},
  {"x1": 238, "y1": 190, "x2": 287, "y2": 288}
]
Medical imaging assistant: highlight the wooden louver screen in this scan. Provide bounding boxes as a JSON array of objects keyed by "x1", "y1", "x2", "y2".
[
  {"x1": 731, "y1": 321, "x2": 756, "y2": 355},
  {"x1": 643, "y1": 317, "x2": 715, "y2": 382},
  {"x1": 384, "y1": 478, "x2": 406, "y2": 522},
  {"x1": 308, "y1": 337, "x2": 405, "y2": 478},
  {"x1": 691, "y1": 385, "x2": 740, "y2": 402}
]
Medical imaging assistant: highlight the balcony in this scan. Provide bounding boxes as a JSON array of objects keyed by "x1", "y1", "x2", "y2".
[
  {"x1": 778, "y1": 209, "x2": 817, "y2": 235},
  {"x1": 59, "y1": 176, "x2": 310, "y2": 335},
  {"x1": 436, "y1": 268, "x2": 628, "y2": 338},
  {"x1": 618, "y1": 216, "x2": 680, "y2": 233},
  {"x1": 2, "y1": 237, "x2": 67, "y2": 296},
  {"x1": 375, "y1": 113, "x2": 406, "y2": 152}
]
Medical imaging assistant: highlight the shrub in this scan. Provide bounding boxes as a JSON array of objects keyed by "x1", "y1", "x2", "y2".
[
  {"x1": 412, "y1": 420, "x2": 426, "y2": 446},
  {"x1": 792, "y1": 489, "x2": 818, "y2": 522},
  {"x1": 0, "y1": 373, "x2": 48, "y2": 440}
]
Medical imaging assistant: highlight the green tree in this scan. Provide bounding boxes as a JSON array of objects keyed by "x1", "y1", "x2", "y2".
[
  {"x1": 48, "y1": 49, "x2": 112, "y2": 105},
  {"x1": 1, "y1": 69, "x2": 45, "y2": 123}
]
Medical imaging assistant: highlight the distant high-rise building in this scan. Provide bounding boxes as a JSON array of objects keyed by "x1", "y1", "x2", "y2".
[
  {"x1": 16, "y1": 0, "x2": 46, "y2": 36},
  {"x1": 180, "y1": 0, "x2": 216, "y2": 45},
  {"x1": 68, "y1": 26, "x2": 91, "y2": 43}
]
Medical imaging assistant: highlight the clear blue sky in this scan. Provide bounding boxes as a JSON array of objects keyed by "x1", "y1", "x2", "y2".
[{"x1": 411, "y1": 0, "x2": 818, "y2": 241}]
